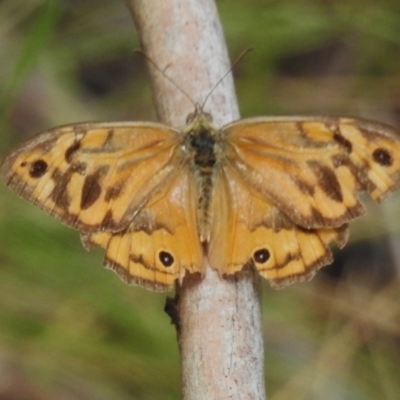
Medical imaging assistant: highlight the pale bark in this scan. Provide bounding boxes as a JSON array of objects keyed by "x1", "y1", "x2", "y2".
[{"x1": 126, "y1": 0, "x2": 266, "y2": 399}]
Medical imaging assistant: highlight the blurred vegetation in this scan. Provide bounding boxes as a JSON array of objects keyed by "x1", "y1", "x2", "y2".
[{"x1": 0, "y1": 0, "x2": 400, "y2": 398}]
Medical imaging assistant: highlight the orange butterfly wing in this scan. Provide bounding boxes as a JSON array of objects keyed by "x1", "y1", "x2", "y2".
[
  {"x1": 224, "y1": 117, "x2": 400, "y2": 228},
  {"x1": 0, "y1": 122, "x2": 203, "y2": 290},
  {"x1": 208, "y1": 163, "x2": 348, "y2": 287},
  {"x1": 207, "y1": 117, "x2": 400, "y2": 287},
  {"x1": 82, "y1": 167, "x2": 202, "y2": 291}
]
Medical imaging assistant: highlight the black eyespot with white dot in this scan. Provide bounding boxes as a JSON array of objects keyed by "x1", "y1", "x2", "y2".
[
  {"x1": 28, "y1": 160, "x2": 48, "y2": 178},
  {"x1": 253, "y1": 248, "x2": 270, "y2": 264},
  {"x1": 373, "y1": 148, "x2": 393, "y2": 167},
  {"x1": 159, "y1": 251, "x2": 174, "y2": 267}
]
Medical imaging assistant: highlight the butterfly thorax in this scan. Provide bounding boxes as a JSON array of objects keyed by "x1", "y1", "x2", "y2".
[
  {"x1": 184, "y1": 111, "x2": 222, "y2": 242},
  {"x1": 187, "y1": 121, "x2": 217, "y2": 172}
]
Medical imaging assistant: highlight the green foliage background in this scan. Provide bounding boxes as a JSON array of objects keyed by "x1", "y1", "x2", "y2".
[{"x1": 0, "y1": 0, "x2": 400, "y2": 398}]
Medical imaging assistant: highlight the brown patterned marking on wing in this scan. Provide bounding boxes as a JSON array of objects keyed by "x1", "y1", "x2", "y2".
[
  {"x1": 295, "y1": 121, "x2": 337, "y2": 147},
  {"x1": 291, "y1": 176, "x2": 315, "y2": 196},
  {"x1": 85, "y1": 228, "x2": 197, "y2": 291},
  {"x1": 87, "y1": 230, "x2": 177, "y2": 291},
  {"x1": 253, "y1": 248, "x2": 270, "y2": 264},
  {"x1": 0, "y1": 130, "x2": 84, "y2": 221},
  {"x1": 261, "y1": 252, "x2": 302, "y2": 272},
  {"x1": 29, "y1": 160, "x2": 49, "y2": 178},
  {"x1": 254, "y1": 225, "x2": 349, "y2": 288},
  {"x1": 372, "y1": 148, "x2": 393, "y2": 166},
  {"x1": 331, "y1": 153, "x2": 369, "y2": 193},
  {"x1": 249, "y1": 226, "x2": 330, "y2": 287},
  {"x1": 298, "y1": 119, "x2": 339, "y2": 145},
  {"x1": 103, "y1": 129, "x2": 115, "y2": 150},
  {"x1": 80, "y1": 165, "x2": 109, "y2": 210},
  {"x1": 159, "y1": 251, "x2": 175, "y2": 267},
  {"x1": 65, "y1": 141, "x2": 81, "y2": 163},
  {"x1": 340, "y1": 120, "x2": 400, "y2": 202},
  {"x1": 104, "y1": 182, "x2": 125, "y2": 202},
  {"x1": 100, "y1": 209, "x2": 115, "y2": 228},
  {"x1": 332, "y1": 130, "x2": 352, "y2": 153},
  {"x1": 308, "y1": 160, "x2": 343, "y2": 203},
  {"x1": 110, "y1": 262, "x2": 171, "y2": 291},
  {"x1": 128, "y1": 251, "x2": 176, "y2": 272},
  {"x1": 130, "y1": 208, "x2": 174, "y2": 235},
  {"x1": 49, "y1": 168, "x2": 73, "y2": 211}
]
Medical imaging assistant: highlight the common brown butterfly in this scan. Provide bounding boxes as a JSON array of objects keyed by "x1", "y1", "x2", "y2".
[{"x1": 2, "y1": 98, "x2": 400, "y2": 290}]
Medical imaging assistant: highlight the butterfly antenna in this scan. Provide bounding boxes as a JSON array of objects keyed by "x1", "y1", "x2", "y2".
[
  {"x1": 201, "y1": 47, "x2": 254, "y2": 110},
  {"x1": 135, "y1": 50, "x2": 196, "y2": 107}
]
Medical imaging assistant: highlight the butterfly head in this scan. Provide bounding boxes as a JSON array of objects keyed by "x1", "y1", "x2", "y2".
[
  {"x1": 186, "y1": 103, "x2": 213, "y2": 125},
  {"x1": 184, "y1": 103, "x2": 217, "y2": 139}
]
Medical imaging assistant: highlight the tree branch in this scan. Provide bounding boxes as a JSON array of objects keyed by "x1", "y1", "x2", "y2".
[{"x1": 126, "y1": 0, "x2": 266, "y2": 398}]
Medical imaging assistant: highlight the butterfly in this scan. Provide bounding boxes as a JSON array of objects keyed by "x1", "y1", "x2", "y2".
[{"x1": 1, "y1": 105, "x2": 400, "y2": 291}]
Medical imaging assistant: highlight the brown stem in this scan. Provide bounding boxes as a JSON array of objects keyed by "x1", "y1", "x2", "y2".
[{"x1": 126, "y1": 0, "x2": 266, "y2": 398}]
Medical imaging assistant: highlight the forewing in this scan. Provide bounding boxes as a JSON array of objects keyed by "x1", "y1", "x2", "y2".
[
  {"x1": 224, "y1": 117, "x2": 400, "y2": 229},
  {"x1": 0, "y1": 122, "x2": 181, "y2": 233}
]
